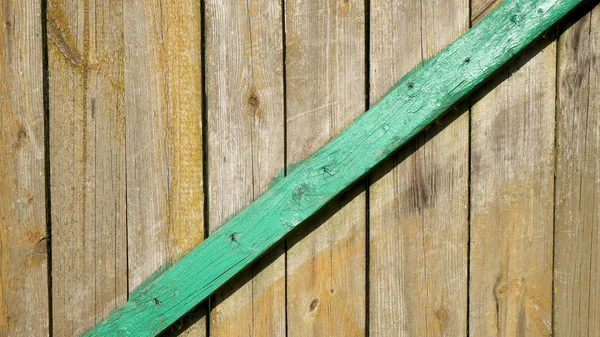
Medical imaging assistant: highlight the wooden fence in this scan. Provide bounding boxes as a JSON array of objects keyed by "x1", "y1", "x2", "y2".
[{"x1": 0, "y1": 0, "x2": 598, "y2": 336}]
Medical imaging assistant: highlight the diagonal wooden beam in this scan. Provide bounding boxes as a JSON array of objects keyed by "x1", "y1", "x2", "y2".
[{"x1": 84, "y1": 0, "x2": 588, "y2": 335}]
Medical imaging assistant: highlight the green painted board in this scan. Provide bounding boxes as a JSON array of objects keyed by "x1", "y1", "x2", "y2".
[{"x1": 84, "y1": 0, "x2": 586, "y2": 335}]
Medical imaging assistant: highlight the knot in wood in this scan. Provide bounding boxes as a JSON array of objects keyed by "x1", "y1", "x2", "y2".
[
  {"x1": 34, "y1": 237, "x2": 49, "y2": 254},
  {"x1": 292, "y1": 182, "x2": 316, "y2": 208},
  {"x1": 308, "y1": 297, "x2": 320, "y2": 313},
  {"x1": 436, "y1": 308, "x2": 448, "y2": 322},
  {"x1": 248, "y1": 93, "x2": 260, "y2": 108}
]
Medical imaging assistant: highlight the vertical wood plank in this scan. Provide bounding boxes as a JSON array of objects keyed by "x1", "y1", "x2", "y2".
[
  {"x1": 285, "y1": 0, "x2": 366, "y2": 335},
  {"x1": 48, "y1": 0, "x2": 127, "y2": 335},
  {"x1": 471, "y1": 0, "x2": 502, "y2": 24},
  {"x1": 369, "y1": 0, "x2": 469, "y2": 336},
  {"x1": 163, "y1": 1, "x2": 205, "y2": 265},
  {"x1": 554, "y1": 5, "x2": 600, "y2": 336},
  {"x1": 124, "y1": 0, "x2": 205, "y2": 333},
  {"x1": 124, "y1": 0, "x2": 205, "y2": 289},
  {"x1": 469, "y1": 1, "x2": 557, "y2": 335},
  {"x1": 124, "y1": 0, "x2": 168, "y2": 292},
  {"x1": 205, "y1": 0, "x2": 285, "y2": 336},
  {"x1": 164, "y1": 2, "x2": 206, "y2": 335},
  {"x1": 0, "y1": 0, "x2": 49, "y2": 335}
]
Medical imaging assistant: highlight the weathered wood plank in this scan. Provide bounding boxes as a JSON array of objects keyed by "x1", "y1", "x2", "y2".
[
  {"x1": 369, "y1": 0, "x2": 469, "y2": 336},
  {"x1": 163, "y1": 0, "x2": 205, "y2": 268},
  {"x1": 47, "y1": 1, "x2": 127, "y2": 335},
  {"x1": 469, "y1": 2, "x2": 557, "y2": 334},
  {"x1": 123, "y1": 0, "x2": 205, "y2": 334},
  {"x1": 124, "y1": 0, "x2": 168, "y2": 293},
  {"x1": 124, "y1": 0, "x2": 204, "y2": 292},
  {"x1": 554, "y1": 4, "x2": 600, "y2": 336},
  {"x1": 205, "y1": 0, "x2": 284, "y2": 336},
  {"x1": 473, "y1": 0, "x2": 504, "y2": 24},
  {"x1": 85, "y1": 1, "x2": 586, "y2": 335},
  {"x1": 285, "y1": 0, "x2": 366, "y2": 335},
  {"x1": 0, "y1": 1, "x2": 49, "y2": 335}
]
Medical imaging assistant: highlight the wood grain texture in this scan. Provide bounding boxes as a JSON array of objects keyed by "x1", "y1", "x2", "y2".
[
  {"x1": 47, "y1": 1, "x2": 127, "y2": 335},
  {"x1": 285, "y1": 0, "x2": 366, "y2": 335},
  {"x1": 205, "y1": 0, "x2": 284, "y2": 336},
  {"x1": 124, "y1": 0, "x2": 204, "y2": 290},
  {"x1": 0, "y1": 0, "x2": 49, "y2": 335},
  {"x1": 369, "y1": 0, "x2": 469, "y2": 335},
  {"x1": 123, "y1": 0, "x2": 205, "y2": 334},
  {"x1": 84, "y1": 1, "x2": 585, "y2": 334},
  {"x1": 554, "y1": 4, "x2": 600, "y2": 336},
  {"x1": 472, "y1": 0, "x2": 504, "y2": 24},
  {"x1": 469, "y1": 4, "x2": 557, "y2": 335}
]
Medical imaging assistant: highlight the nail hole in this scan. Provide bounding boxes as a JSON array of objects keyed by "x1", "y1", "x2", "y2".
[
  {"x1": 154, "y1": 298, "x2": 162, "y2": 306},
  {"x1": 321, "y1": 166, "x2": 333, "y2": 176},
  {"x1": 464, "y1": 57, "x2": 470, "y2": 63},
  {"x1": 407, "y1": 82, "x2": 414, "y2": 89}
]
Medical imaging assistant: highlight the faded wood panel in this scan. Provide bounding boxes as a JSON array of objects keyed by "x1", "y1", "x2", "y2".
[
  {"x1": 554, "y1": 5, "x2": 600, "y2": 336},
  {"x1": 87, "y1": 1, "x2": 588, "y2": 333},
  {"x1": 124, "y1": 0, "x2": 204, "y2": 289},
  {"x1": 472, "y1": 0, "x2": 503, "y2": 24},
  {"x1": 123, "y1": 0, "x2": 205, "y2": 334},
  {"x1": 0, "y1": 0, "x2": 49, "y2": 335},
  {"x1": 161, "y1": 1, "x2": 205, "y2": 266},
  {"x1": 205, "y1": 0, "x2": 285, "y2": 336},
  {"x1": 285, "y1": 0, "x2": 366, "y2": 335},
  {"x1": 369, "y1": 0, "x2": 469, "y2": 336},
  {"x1": 48, "y1": 1, "x2": 127, "y2": 335},
  {"x1": 469, "y1": 4, "x2": 557, "y2": 335}
]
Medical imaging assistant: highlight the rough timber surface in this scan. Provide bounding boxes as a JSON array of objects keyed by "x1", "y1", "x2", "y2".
[
  {"x1": 469, "y1": 1, "x2": 558, "y2": 335},
  {"x1": 0, "y1": 1, "x2": 49, "y2": 335},
  {"x1": 83, "y1": 0, "x2": 587, "y2": 335},
  {"x1": 553, "y1": 4, "x2": 600, "y2": 336},
  {"x1": 124, "y1": 0, "x2": 204, "y2": 294},
  {"x1": 284, "y1": 0, "x2": 367, "y2": 335},
  {"x1": 48, "y1": 1, "x2": 127, "y2": 335},
  {"x1": 469, "y1": 28, "x2": 557, "y2": 337},
  {"x1": 205, "y1": 0, "x2": 285, "y2": 336},
  {"x1": 123, "y1": 1, "x2": 205, "y2": 335},
  {"x1": 369, "y1": 0, "x2": 469, "y2": 335}
]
